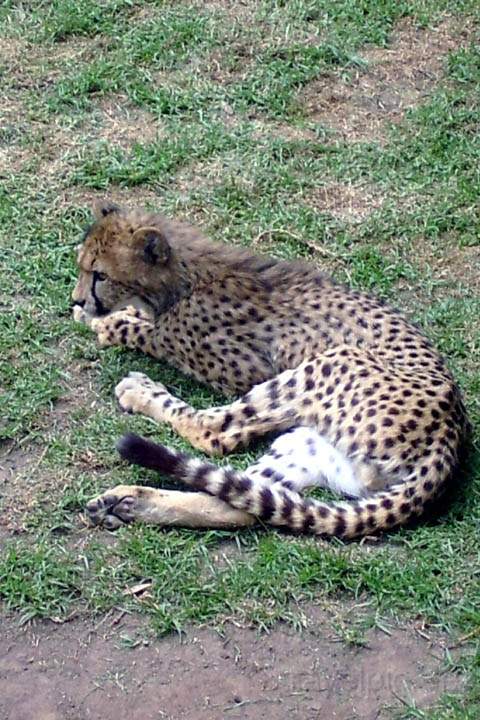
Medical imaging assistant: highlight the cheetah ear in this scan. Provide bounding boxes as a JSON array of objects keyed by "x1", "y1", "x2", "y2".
[
  {"x1": 135, "y1": 227, "x2": 171, "y2": 266},
  {"x1": 92, "y1": 200, "x2": 121, "y2": 220}
]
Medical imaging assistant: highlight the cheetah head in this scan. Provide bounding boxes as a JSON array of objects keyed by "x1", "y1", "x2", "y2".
[{"x1": 72, "y1": 201, "x2": 190, "y2": 317}]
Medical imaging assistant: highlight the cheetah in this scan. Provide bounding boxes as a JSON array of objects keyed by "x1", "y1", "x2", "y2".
[{"x1": 73, "y1": 201, "x2": 470, "y2": 538}]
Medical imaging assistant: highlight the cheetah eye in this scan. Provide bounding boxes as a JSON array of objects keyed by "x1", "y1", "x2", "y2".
[{"x1": 94, "y1": 271, "x2": 107, "y2": 281}]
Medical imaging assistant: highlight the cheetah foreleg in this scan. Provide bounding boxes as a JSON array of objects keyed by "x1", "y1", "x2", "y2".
[{"x1": 77, "y1": 306, "x2": 155, "y2": 351}]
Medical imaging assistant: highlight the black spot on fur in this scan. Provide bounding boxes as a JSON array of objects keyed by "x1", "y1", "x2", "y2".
[
  {"x1": 321, "y1": 363, "x2": 332, "y2": 377},
  {"x1": 281, "y1": 492, "x2": 294, "y2": 520},
  {"x1": 220, "y1": 413, "x2": 234, "y2": 432},
  {"x1": 334, "y1": 515, "x2": 347, "y2": 536},
  {"x1": 218, "y1": 470, "x2": 236, "y2": 502},
  {"x1": 260, "y1": 487, "x2": 276, "y2": 521},
  {"x1": 302, "y1": 511, "x2": 316, "y2": 533}
]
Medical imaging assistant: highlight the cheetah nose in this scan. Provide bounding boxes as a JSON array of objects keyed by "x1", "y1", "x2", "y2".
[{"x1": 71, "y1": 300, "x2": 85, "y2": 308}]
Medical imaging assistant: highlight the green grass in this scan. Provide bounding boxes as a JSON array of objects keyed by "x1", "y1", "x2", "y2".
[
  {"x1": 0, "y1": 1, "x2": 479, "y2": 717},
  {"x1": 0, "y1": 539, "x2": 82, "y2": 624}
]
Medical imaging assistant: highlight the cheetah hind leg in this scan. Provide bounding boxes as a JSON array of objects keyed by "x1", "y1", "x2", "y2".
[
  {"x1": 86, "y1": 485, "x2": 255, "y2": 530},
  {"x1": 86, "y1": 427, "x2": 360, "y2": 531}
]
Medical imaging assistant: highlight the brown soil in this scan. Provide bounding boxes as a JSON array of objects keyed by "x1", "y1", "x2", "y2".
[
  {"x1": 0, "y1": 610, "x2": 462, "y2": 720},
  {"x1": 300, "y1": 18, "x2": 469, "y2": 142}
]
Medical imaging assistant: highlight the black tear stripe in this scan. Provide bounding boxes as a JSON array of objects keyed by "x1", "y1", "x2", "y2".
[
  {"x1": 91, "y1": 272, "x2": 109, "y2": 316},
  {"x1": 139, "y1": 295, "x2": 156, "y2": 312}
]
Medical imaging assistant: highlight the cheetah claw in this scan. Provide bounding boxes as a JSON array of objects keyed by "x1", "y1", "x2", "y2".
[{"x1": 86, "y1": 489, "x2": 136, "y2": 530}]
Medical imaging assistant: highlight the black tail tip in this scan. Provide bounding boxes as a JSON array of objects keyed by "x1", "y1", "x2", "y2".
[
  {"x1": 116, "y1": 432, "x2": 146, "y2": 464},
  {"x1": 116, "y1": 433, "x2": 181, "y2": 474}
]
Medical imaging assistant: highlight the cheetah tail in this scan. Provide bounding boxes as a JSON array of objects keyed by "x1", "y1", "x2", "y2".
[{"x1": 116, "y1": 433, "x2": 441, "y2": 539}]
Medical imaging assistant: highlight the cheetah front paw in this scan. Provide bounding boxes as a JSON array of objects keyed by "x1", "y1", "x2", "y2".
[
  {"x1": 115, "y1": 371, "x2": 168, "y2": 415},
  {"x1": 73, "y1": 305, "x2": 94, "y2": 327},
  {"x1": 122, "y1": 304, "x2": 153, "y2": 322},
  {"x1": 86, "y1": 486, "x2": 138, "y2": 530},
  {"x1": 87, "y1": 316, "x2": 117, "y2": 347}
]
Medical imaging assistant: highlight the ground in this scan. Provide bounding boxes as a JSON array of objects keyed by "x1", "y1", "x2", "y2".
[
  {"x1": 0, "y1": 1, "x2": 479, "y2": 718},
  {"x1": 0, "y1": 610, "x2": 464, "y2": 720}
]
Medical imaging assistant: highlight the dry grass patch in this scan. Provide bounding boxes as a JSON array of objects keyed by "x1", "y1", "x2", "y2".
[
  {"x1": 414, "y1": 236, "x2": 480, "y2": 295},
  {"x1": 191, "y1": 0, "x2": 262, "y2": 23},
  {"x1": 305, "y1": 182, "x2": 385, "y2": 222},
  {"x1": 93, "y1": 97, "x2": 163, "y2": 149},
  {"x1": 0, "y1": 358, "x2": 101, "y2": 532},
  {"x1": 250, "y1": 119, "x2": 319, "y2": 142},
  {"x1": 24, "y1": 99, "x2": 162, "y2": 187},
  {"x1": 61, "y1": 185, "x2": 163, "y2": 215},
  {"x1": 1, "y1": 35, "x2": 95, "y2": 93},
  {"x1": 393, "y1": 237, "x2": 480, "y2": 349},
  {"x1": 174, "y1": 155, "x2": 243, "y2": 195},
  {"x1": 0, "y1": 142, "x2": 32, "y2": 176},
  {"x1": 299, "y1": 18, "x2": 469, "y2": 142},
  {"x1": 0, "y1": 39, "x2": 35, "y2": 173},
  {"x1": 0, "y1": 443, "x2": 45, "y2": 533},
  {"x1": 204, "y1": 46, "x2": 255, "y2": 87},
  {"x1": 0, "y1": 36, "x2": 32, "y2": 68}
]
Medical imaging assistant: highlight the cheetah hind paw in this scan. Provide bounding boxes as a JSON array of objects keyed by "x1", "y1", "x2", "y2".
[{"x1": 86, "y1": 486, "x2": 137, "y2": 530}]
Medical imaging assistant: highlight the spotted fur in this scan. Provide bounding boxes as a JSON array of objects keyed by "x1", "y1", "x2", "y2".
[{"x1": 75, "y1": 202, "x2": 470, "y2": 537}]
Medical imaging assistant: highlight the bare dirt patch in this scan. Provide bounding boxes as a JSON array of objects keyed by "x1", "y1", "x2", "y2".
[
  {"x1": 0, "y1": 610, "x2": 462, "y2": 720},
  {"x1": 300, "y1": 18, "x2": 469, "y2": 142}
]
